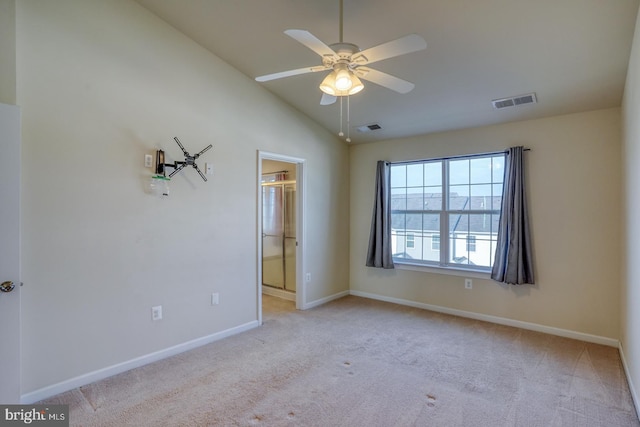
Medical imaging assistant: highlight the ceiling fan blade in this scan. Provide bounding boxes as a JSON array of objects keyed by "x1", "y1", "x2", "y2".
[
  {"x1": 320, "y1": 93, "x2": 337, "y2": 105},
  {"x1": 356, "y1": 67, "x2": 415, "y2": 94},
  {"x1": 284, "y1": 29, "x2": 338, "y2": 59},
  {"x1": 255, "y1": 65, "x2": 327, "y2": 82},
  {"x1": 353, "y1": 34, "x2": 426, "y2": 65}
]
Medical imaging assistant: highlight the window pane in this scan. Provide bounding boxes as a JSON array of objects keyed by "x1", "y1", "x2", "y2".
[
  {"x1": 492, "y1": 184, "x2": 503, "y2": 209},
  {"x1": 450, "y1": 238, "x2": 470, "y2": 265},
  {"x1": 449, "y1": 159, "x2": 469, "y2": 185},
  {"x1": 406, "y1": 213, "x2": 422, "y2": 234},
  {"x1": 449, "y1": 213, "x2": 469, "y2": 234},
  {"x1": 392, "y1": 231, "x2": 406, "y2": 258},
  {"x1": 406, "y1": 164, "x2": 423, "y2": 187},
  {"x1": 390, "y1": 165, "x2": 406, "y2": 188},
  {"x1": 423, "y1": 214, "x2": 439, "y2": 234},
  {"x1": 391, "y1": 212, "x2": 406, "y2": 230},
  {"x1": 406, "y1": 187, "x2": 423, "y2": 210},
  {"x1": 449, "y1": 185, "x2": 469, "y2": 210},
  {"x1": 470, "y1": 157, "x2": 492, "y2": 184},
  {"x1": 492, "y1": 156, "x2": 505, "y2": 182},
  {"x1": 470, "y1": 236, "x2": 491, "y2": 267},
  {"x1": 424, "y1": 162, "x2": 442, "y2": 186},
  {"x1": 391, "y1": 188, "x2": 406, "y2": 210},
  {"x1": 470, "y1": 185, "x2": 492, "y2": 210},
  {"x1": 469, "y1": 214, "x2": 491, "y2": 235},
  {"x1": 423, "y1": 187, "x2": 442, "y2": 210},
  {"x1": 421, "y1": 215, "x2": 440, "y2": 262}
]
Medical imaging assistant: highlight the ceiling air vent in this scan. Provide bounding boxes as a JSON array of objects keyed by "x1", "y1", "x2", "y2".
[
  {"x1": 357, "y1": 123, "x2": 382, "y2": 133},
  {"x1": 492, "y1": 93, "x2": 537, "y2": 109}
]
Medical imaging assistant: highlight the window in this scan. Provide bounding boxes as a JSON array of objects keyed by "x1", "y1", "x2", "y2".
[
  {"x1": 466, "y1": 235, "x2": 477, "y2": 252},
  {"x1": 431, "y1": 234, "x2": 440, "y2": 251},
  {"x1": 406, "y1": 233, "x2": 415, "y2": 249},
  {"x1": 390, "y1": 153, "x2": 505, "y2": 270}
]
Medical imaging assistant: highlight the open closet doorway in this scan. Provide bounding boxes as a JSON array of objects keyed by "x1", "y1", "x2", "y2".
[{"x1": 257, "y1": 151, "x2": 305, "y2": 324}]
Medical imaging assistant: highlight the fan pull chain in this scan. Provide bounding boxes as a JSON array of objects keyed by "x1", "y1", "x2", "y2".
[
  {"x1": 346, "y1": 95, "x2": 351, "y2": 143},
  {"x1": 338, "y1": 96, "x2": 344, "y2": 137}
]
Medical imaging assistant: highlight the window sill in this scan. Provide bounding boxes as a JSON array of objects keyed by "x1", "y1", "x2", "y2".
[{"x1": 393, "y1": 261, "x2": 492, "y2": 279}]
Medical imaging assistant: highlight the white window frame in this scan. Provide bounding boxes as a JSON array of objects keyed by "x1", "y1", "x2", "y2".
[{"x1": 390, "y1": 152, "x2": 505, "y2": 273}]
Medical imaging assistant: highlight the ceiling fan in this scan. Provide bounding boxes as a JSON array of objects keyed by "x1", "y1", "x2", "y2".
[{"x1": 254, "y1": 0, "x2": 427, "y2": 106}]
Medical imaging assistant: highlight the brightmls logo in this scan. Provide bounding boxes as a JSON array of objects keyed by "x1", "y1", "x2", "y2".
[{"x1": 0, "y1": 405, "x2": 68, "y2": 426}]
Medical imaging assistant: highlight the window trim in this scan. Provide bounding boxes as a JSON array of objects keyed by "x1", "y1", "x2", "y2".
[
  {"x1": 390, "y1": 151, "x2": 505, "y2": 273},
  {"x1": 395, "y1": 261, "x2": 492, "y2": 279}
]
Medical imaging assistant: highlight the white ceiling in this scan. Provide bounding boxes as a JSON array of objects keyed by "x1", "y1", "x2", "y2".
[{"x1": 135, "y1": 0, "x2": 639, "y2": 144}]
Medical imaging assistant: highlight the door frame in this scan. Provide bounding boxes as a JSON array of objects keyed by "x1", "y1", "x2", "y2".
[
  {"x1": 0, "y1": 103, "x2": 22, "y2": 403},
  {"x1": 257, "y1": 151, "x2": 306, "y2": 323}
]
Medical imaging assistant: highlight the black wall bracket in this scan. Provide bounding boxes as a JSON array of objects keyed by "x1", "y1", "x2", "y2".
[{"x1": 156, "y1": 137, "x2": 212, "y2": 182}]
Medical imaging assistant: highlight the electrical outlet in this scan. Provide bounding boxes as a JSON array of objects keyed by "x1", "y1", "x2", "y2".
[
  {"x1": 152, "y1": 305, "x2": 162, "y2": 320},
  {"x1": 211, "y1": 293, "x2": 219, "y2": 305},
  {"x1": 464, "y1": 279, "x2": 473, "y2": 289},
  {"x1": 144, "y1": 154, "x2": 153, "y2": 168}
]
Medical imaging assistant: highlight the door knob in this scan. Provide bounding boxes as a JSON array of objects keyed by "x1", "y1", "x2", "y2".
[{"x1": 0, "y1": 281, "x2": 15, "y2": 293}]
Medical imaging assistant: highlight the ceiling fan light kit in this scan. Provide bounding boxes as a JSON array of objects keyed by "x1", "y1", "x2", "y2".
[
  {"x1": 319, "y1": 66, "x2": 364, "y2": 96},
  {"x1": 254, "y1": 0, "x2": 426, "y2": 141}
]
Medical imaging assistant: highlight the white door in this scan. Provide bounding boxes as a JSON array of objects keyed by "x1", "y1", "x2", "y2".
[{"x1": 0, "y1": 103, "x2": 21, "y2": 403}]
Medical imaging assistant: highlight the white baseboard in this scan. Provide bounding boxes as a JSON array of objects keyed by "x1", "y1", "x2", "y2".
[
  {"x1": 262, "y1": 286, "x2": 296, "y2": 301},
  {"x1": 21, "y1": 320, "x2": 260, "y2": 404},
  {"x1": 303, "y1": 290, "x2": 350, "y2": 310},
  {"x1": 349, "y1": 290, "x2": 619, "y2": 347},
  {"x1": 619, "y1": 342, "x2": 640, "y2": 419}
]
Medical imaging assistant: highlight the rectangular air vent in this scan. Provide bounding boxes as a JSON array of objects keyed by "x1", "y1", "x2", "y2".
[
  {"x1": 492, "y1": 93, "x2": 537, "y2": 109},
  {"x1": 357, "y1": 123, "x2": 382, "y2": 133}
]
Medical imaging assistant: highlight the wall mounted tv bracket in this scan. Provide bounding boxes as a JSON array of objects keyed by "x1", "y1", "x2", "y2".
[{"x1": 156, "y1": 137, "x2": 213, "y2": 182}]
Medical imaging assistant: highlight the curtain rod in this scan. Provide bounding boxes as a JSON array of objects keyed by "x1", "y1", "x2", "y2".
[
  {"x1": 391, "y1": 148, "x2": 530, "y2": 165},
  {"x1": 261, "y1": 170, "x2": 289, "y2": 175}
]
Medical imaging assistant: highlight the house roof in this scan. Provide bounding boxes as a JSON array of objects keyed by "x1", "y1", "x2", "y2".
[{"x1": 391, "y1": 193, "x2": 500, "y2": 234}]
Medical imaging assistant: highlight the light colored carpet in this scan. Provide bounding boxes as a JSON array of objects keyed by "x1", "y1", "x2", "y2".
[{"x1": 41, "y1": 295, "x2": 639, "y2": 426}]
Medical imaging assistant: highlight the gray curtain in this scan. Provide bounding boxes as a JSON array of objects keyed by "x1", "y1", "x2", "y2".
[
  {"x1": 491, "y1": 146, "x2": 534, "y2": 284},
  {"x1": 366, "y1": 161, "x2": 394, "y2": 269}
]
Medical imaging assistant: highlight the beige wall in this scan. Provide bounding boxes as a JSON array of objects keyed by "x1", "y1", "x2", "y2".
[
  {"x1": 622, "y1": 3, "x2": 640, "y2": 409},
  {"x1": 262, "y1": 159, "x2": 296, "y2": 181},
  {"x1": 12, "y1": 0, "x2": 633, "y2": 404},
  {"x1": 350, "y1": 108, "x2": 621, "y2": 339},
  {"x1": 0, "y1": 0, "x2": 16, "y2": 104},
  {"x1": 17, "y1": 0, "x2": 349, "y2": 394}
]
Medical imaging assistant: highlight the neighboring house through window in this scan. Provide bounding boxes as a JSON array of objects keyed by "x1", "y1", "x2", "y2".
[{"x1": 390, "y1": 152, "x2": 505, "y2": 270}]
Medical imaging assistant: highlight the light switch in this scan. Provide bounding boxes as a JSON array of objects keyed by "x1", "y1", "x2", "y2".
[{"x1": 205, "y1": 163, "x2": 213, "y2": 175}]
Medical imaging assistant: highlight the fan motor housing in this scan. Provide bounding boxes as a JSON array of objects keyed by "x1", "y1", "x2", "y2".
[{"x1": 329, "y1": 42, "x2": 360, "y2": 59}]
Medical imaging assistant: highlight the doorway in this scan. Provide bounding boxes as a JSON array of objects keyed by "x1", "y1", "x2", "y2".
[
  {"x1": 257, "y1": 151, "x2": 305, "y2": 324},
  {"x1": 261, "y1": 164, "x2": 296, "y2": 299}
]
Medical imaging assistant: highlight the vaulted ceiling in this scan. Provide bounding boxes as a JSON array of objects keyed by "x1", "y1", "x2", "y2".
[{"x1": 135, "y1": 0, "x2": 639, "y2": 143}]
